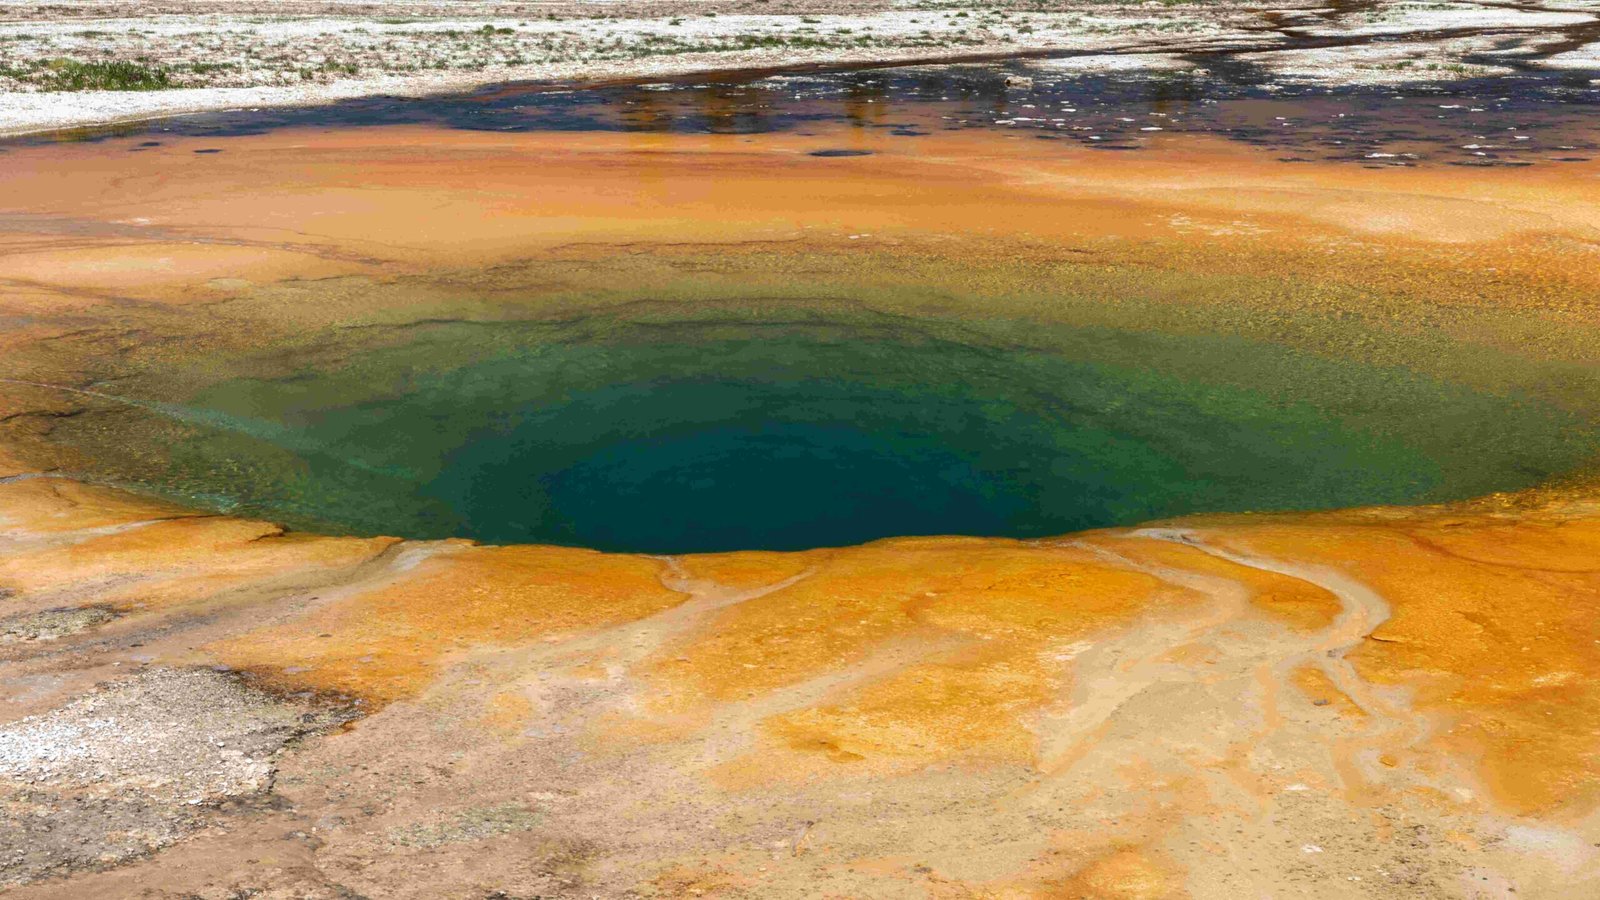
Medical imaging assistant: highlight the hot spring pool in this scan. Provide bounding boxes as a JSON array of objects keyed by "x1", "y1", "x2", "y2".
[{"x1": 53, "y1": 308, "x2": 1598, "y2": 553}]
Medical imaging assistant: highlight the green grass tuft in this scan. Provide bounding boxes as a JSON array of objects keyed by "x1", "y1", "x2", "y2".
[{"x1": 41, "y1": 59, "x2": 171, "y2": 91}]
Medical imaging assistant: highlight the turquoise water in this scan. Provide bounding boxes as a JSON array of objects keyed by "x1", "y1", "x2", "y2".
[{"x1": 83, "y1": 312, "x2": 1598, "y2": 553}]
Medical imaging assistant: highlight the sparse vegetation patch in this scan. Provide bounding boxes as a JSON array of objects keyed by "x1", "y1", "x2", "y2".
[{"x1": 38, "y1": 59, "x2": 171, "y2": 91}]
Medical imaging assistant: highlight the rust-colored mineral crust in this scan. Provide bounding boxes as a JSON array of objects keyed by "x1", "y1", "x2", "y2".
[{"x1": 3, "y1": 123, "x2": 1599, "y2": 897}]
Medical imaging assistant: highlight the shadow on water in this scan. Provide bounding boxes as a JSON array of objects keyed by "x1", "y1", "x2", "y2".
[{"x1": 14, "y1": 52, "x2": 1600, "y2": 167}]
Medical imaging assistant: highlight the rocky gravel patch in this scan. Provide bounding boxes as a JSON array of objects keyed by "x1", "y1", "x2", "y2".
[
  {"x1": 0, "y1": 666, "x2": 355, "y2": 887},
  {"x1": 0, "y1": 605, "x2": 117, "y2": 644}
]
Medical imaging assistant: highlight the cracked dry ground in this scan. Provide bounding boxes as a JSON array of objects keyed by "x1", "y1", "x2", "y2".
[{"x1": 1, "y1": 124, "x2": 1600, "y2": 896}]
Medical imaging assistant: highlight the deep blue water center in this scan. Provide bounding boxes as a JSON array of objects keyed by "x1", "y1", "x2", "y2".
[{"x1": 134, "y1": 316, "x2": 1594, "y2": 553}]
